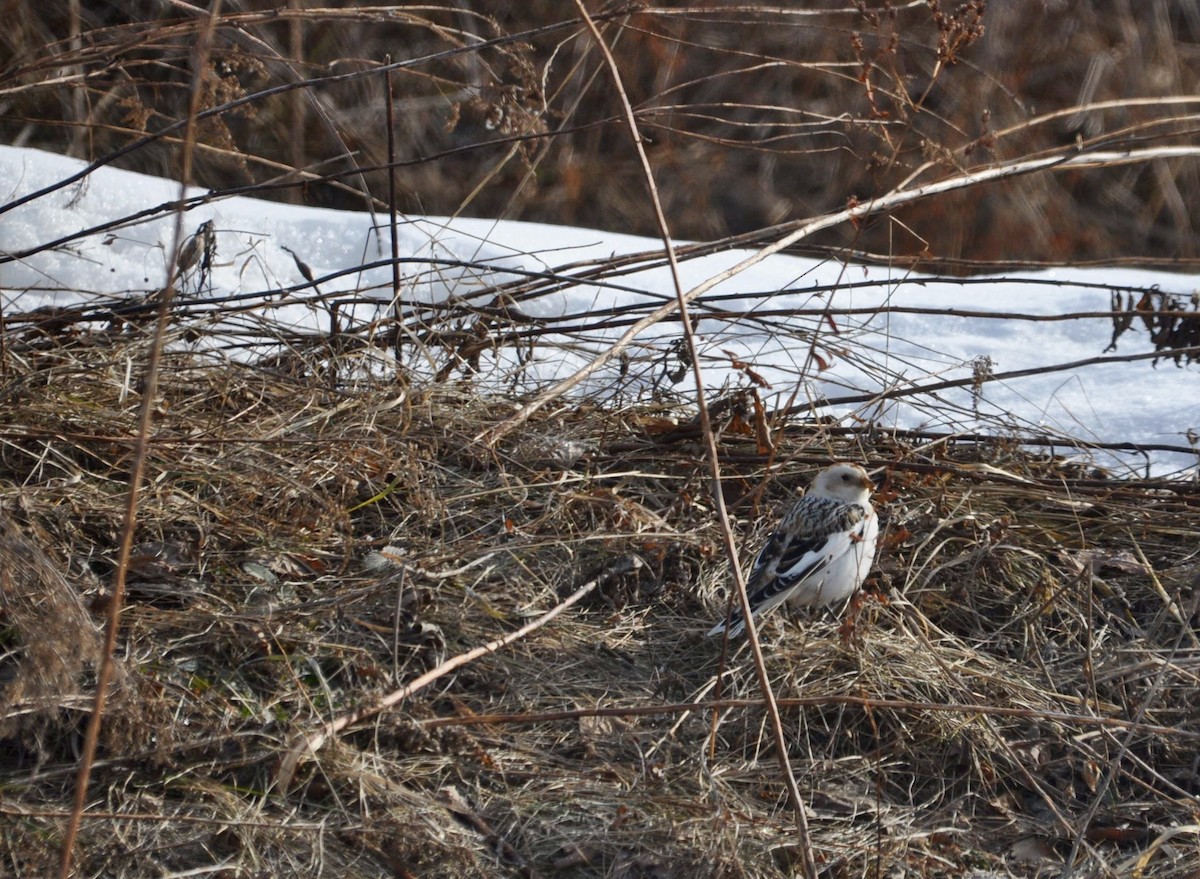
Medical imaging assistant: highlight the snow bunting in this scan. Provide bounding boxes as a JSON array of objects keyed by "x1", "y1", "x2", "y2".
[{"x1": 708, "y1": 463, "x2": 879, "y2": 638}]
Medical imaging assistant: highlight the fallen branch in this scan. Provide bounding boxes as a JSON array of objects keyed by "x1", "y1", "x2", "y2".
[
  {"x1": 275, "y1": 554, "x2": 643, "y2": 792},
  {"x1": 415, "y1": 695, "x2": 1198, "y2": 739}
]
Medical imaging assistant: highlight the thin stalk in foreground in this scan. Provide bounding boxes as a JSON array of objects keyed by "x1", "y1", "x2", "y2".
[
  {"x1": 569, "y1": 5, "x2": 819, "y2": 877},
  {"x1": 56, "y1": 4, "x2": 223, "y2": 878}
]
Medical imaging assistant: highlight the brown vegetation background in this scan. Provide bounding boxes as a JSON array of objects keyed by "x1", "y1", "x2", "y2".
[{"x1": 5, "y1": 1, "x2": 1200, "y2": 266}]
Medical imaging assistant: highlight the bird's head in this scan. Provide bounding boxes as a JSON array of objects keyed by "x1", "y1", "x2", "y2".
[{"x1": 811, "y1": 463, "x2": 874, "y2": 504}]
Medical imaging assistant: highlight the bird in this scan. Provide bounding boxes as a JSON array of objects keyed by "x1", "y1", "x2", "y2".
[{"x1": 708, "y1": 463, "x2": 879, "y2": 638}]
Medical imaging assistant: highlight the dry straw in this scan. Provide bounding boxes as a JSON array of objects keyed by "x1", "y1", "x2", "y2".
[
  {"x1": 2, "y1": 320, "x2": 1199, "y2": 877},
  {"x1": 3, "y1": 4, "x2": 1200, "y2": 878}
]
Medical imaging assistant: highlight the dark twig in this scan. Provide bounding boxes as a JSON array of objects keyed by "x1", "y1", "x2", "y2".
[{"x1": 384, "y1": 57, "x2": 403, "y2": 362}]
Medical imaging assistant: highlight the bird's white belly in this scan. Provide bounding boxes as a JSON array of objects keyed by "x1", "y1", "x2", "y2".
[{"x1": 786, "y1": 514, "x2": 878, "y2": 608}]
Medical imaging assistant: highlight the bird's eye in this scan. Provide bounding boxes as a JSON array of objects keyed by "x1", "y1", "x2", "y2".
[{"x1": 841, "y1": 473, "x2": 850, "y2": 481}]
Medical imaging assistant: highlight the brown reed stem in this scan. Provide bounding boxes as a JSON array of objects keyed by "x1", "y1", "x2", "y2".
[{"x1": 56, "y1": 5, "x2": 223, "y2": 878}]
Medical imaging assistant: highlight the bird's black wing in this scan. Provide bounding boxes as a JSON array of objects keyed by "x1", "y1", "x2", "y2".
[
  {"x1": 746, "y1": 498, "x2": 867, "y2": 602},
  {"x1": 708, "y1": 496, "x2": 867, "y2": 637}
]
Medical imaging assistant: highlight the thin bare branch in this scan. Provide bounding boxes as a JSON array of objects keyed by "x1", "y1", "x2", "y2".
[{"x1": 275, "y1": 554, "x2": 643, "y2": 792}]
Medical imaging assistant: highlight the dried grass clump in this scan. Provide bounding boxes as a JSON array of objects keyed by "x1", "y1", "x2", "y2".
[
  {"x1": 0, "y1": 513, "x2": 101, "y2": 745},
  {"x1": 1, "y1": 330, "x2": 1199, "y2": 878}
]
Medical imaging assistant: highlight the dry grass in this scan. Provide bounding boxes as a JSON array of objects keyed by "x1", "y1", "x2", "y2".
[
  {"x1": 4, "y1": 4, "x2": 1200, "y2": 877},
  {"x1": 2, "y1": 328, "x2": 1198, "y2": 878}
]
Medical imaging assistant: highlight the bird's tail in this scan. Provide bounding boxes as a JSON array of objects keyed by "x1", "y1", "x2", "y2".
[{"x1": 706, "y1": 610, "x2": 747, "y2": 638}]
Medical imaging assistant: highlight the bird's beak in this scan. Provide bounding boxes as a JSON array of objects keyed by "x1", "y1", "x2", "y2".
[{"x1": 860, "y1": 475, "x2": 875, "y2": 491}]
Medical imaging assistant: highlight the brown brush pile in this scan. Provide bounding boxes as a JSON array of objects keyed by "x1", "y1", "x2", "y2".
[
  {"x1": 4, "y1": 4, "x2": 1200, "y2": 876},
  {"x1": 2, "y1": 329, "x2": 1198, "y2": 878}
]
